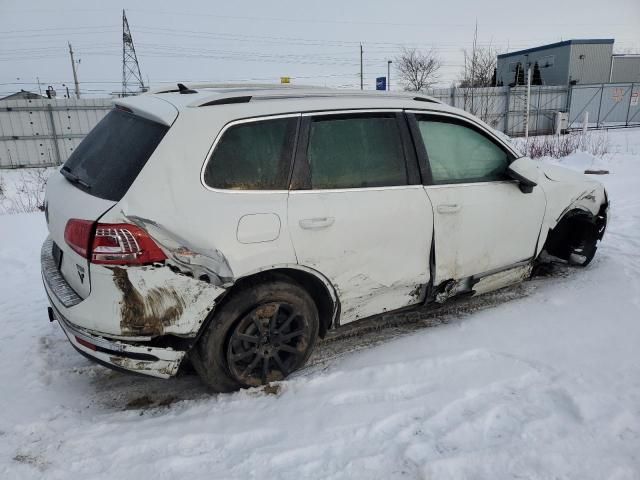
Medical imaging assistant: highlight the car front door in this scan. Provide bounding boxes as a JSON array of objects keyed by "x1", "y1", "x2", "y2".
[
  {"x1": 287, "y1": 111, "x2": 433, "y2": 325},
  {"x1": 408, "y1": 112, "x2": 546, "y2": 286}
]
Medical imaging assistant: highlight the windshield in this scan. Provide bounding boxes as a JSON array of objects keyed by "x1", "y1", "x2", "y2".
[{"x1": 61, "y1": 108, "x2": 169, "y2": 201}]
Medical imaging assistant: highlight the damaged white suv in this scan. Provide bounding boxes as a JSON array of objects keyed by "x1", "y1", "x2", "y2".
[{"x1": 42, "y1": 84, "x2": 608, "y2": 391}]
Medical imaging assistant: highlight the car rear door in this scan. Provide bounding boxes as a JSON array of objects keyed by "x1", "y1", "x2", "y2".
[
  {"x1": 408, "y1": 112, "x2": 546, "y2": 285},
  {"x1": 287, "y1": 111, "x2": 433, "y2": 325}
]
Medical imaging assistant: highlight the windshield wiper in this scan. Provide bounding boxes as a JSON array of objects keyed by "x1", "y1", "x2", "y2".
[{"x1": 61, "y1": 166, "x2": 91, "y2": 190}]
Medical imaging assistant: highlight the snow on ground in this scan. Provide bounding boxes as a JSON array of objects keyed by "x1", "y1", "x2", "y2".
[{"x1": 1, "y1": 129, "x2": 640, "y2": 479}]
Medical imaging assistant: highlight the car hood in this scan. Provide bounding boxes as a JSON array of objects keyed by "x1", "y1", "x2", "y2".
[{"x1": 541, "y1": 162, "x2": 598, "y2": 184}]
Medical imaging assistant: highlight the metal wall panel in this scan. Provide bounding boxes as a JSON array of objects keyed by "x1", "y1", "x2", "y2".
[
  {"x1": 568, "y1": 83, "x2": 640, "y2": 128},
  {"x1": 427, "y1": 85, "x2": 568, "y2": 136},
  {"x1": 0, "y1": 98, "x2": 111, "y2": 168},
  {"x1": 497, "y1": 44, "x2": 572, "y2": 86},
  {"x1": 568, "y1": 43, "x2": 614, "y2": 84},
  {"x1": 611, "y1": 56, "x2": 640, "y2": 83}
]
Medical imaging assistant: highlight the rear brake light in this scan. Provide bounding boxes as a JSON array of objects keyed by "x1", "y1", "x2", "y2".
[
  {"x1": 64, "y1": 219, "x2": 167, "y2": 265},
  {"x1": 91, "y1": 223, "x2": 167, "y2": 265},
  {"x1": 64, "y1": 219, "x2": 94, "y2": 258}
]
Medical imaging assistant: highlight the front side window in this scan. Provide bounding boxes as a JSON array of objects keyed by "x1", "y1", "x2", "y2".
[
  {"x1": 417, "y1": 117, "x2": 511, "y2": 184},
  {"x1": 307, "y1": 114, "x2": 408, "y2": 189},
  {"x1": 204, "y1": 117, "x2": 297, "y2": 190}
]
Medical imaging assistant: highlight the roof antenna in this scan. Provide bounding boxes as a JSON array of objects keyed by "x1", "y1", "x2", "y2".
[{"x1": 177, "y1": 83, "x2": 197, "y2": 94}]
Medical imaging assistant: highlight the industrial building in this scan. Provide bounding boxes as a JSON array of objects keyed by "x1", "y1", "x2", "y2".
[
  {"x1": 495, "y1": 39, "x2": 638, "y2": 86},
  {"x1": 610, "y1": 54, "x2": 640, "y2": 83},
  {"x1": 0, "y1": 90, "x2": 45, "y2": 101}
]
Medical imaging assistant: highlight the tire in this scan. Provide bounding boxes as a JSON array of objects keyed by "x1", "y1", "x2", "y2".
[{"x1": 191, "y1": 277, "x2": 319, "y2": 392}]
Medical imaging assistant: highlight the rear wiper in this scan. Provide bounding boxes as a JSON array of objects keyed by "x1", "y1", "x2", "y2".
[{"x1": 61, "y1": 166, "x2": 91, "y2": 190}]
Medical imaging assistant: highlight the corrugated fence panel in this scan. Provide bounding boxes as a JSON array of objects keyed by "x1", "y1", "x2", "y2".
[
  {"x1": 0, "y1": 97, "x2": 111, "y2": 168},
  {"x1": 1, "y1": 85, "x2": 636, "y2": 168},
  {"x1": 426, "y1": 85, "x2": 567, "y2": 136},
  {"x1": 568, "y1": 83, "x2": 640, "y2": 128}
]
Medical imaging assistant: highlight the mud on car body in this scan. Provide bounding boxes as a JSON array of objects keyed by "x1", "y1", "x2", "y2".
[{"x1": 42, "y1": 84, "x2": 608, "y2": 391}]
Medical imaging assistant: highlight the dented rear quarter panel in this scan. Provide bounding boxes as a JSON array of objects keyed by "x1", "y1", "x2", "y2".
[
  {"x1": 106, "y1": 106, "x2": 300, "y2": 277},
  {"x1": 88, "y1": 106, "x2": 300, "y2": 337},
  {"x1": 58, "y1": 263, "x2": 225, "y2": 338}
]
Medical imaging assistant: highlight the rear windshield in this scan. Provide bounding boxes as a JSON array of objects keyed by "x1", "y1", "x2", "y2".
[{"x1": 61, "y1": 108, "x2": 169, "y2": 201}]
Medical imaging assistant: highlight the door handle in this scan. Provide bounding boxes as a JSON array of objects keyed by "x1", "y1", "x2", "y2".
[
  {"x1": 299, "y1": 217, "x2": 335, "y2": 230},
  {"x1": 437, "y1": 204, "x2": 461, "y2": 214}
]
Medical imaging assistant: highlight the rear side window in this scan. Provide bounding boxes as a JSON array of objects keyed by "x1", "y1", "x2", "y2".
[
  {"x1": 417, "y1": 118, "x2": 511, "y2": 184},
  {"x1": 204, "y1": 117, "x2": 298, "y2": 190},
  {"x1": 307, "y1": 114, "x2": 408, "y2": 189},
  {"x1": 62, "y1": 109, "x2": 169, "y2": 201}
]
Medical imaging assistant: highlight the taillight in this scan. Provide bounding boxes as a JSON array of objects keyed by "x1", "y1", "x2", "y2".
[
  {"x1": 64, "y1": 219, "x2": 166, "y2": 265},
  {"x1": 64, "y1": 219, "x2": 94, "y2": 258},
  {"x1": 91, "y1": 223, "x2": 167, "y2": 265}
]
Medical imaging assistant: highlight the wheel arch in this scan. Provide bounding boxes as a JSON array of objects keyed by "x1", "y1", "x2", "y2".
[
  {"x1": 539, "y1": 204, "x2": 607, "y2": 264},
  {"x1": 211, "y1": 265, "x2": 339, "y2": 339}
]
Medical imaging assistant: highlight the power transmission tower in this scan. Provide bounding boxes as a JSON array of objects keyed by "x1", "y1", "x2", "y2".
[{"x1": 121, "y1": 9, "x2": 146, "y2": 97}]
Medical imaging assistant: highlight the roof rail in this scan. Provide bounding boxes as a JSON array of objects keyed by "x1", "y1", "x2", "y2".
[
  {"x1": 199, "y1": 96, "x2": 252, "y2": 107},
  {"x1": 149, "y1": 82, "x2": 328, "y2": 95},
  {"x1": 413, "y1": 96, "x2": 439, "y2": 103}
]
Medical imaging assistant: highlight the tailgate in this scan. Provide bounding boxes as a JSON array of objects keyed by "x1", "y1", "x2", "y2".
[
  {"x1": 44, "y1": 105, "x2": 171, "y2": 300},
  {"x1": 45, "y1": 172, "x2": 115, "y2": 298}
]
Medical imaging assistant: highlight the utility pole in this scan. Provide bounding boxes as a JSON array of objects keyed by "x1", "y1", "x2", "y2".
[
  {"x1": 68, "y1": 42, "x2": 80, "y2": 99},
  {"x1": 360, "y1": 43, "x2": 364, "y2": 90},
  {"x1": 387, "y1": 60, "x2": 392, "y2": 91},
  {"x1": 525, "y1": 63, "x2": 532, "y2": 139},
  {"x1": 470, "y1": 20, "x2": 478, "y2": 112}
]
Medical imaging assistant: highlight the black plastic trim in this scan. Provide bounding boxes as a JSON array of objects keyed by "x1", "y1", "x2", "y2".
[
  {"x1": 70, "y1": 344, "x2": 162, "y2": 378},
  {"x1": 396, "y1": 112, "x2": 422, "y2": 185},
  {"x1": 290, "y1": 116, "x2": 312, "y2": 190},
  {"x1": 199, "y1": 96, "x2": 252, "y2": 107},
  {"x1": 413, "y1": 96, "x2": 439, "y2": 103},
  {"x1": 405, "y1": 112, "x2": 434, "y2": 185},
  {"x1": 507, "y1": 166, "x2": 537, "y2": 193}
]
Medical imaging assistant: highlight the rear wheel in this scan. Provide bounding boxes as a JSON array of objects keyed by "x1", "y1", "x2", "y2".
[{"x1": 191, "y1": 278, "x2": 319, "y2": 392}]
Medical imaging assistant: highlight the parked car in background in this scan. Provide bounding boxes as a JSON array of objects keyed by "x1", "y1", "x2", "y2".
[{"x1": 42, "y1": 84, "x2": 608, "y2": 391}]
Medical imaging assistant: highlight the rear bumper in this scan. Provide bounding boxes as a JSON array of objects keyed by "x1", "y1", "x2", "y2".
[
  {"x1": 42, "y1": 236, "x2": 187, "y2": 378},
  {"x1": 47, "y1": 301, "x2": 185, "y2": 378}
]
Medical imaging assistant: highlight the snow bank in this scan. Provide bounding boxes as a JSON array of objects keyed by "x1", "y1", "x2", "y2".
[{"x1": 1, "y1": 129, "x2": 640, "y2": 479}]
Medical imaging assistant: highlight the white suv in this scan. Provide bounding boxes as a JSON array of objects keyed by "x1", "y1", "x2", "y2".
[{"x1": 42, "y1": 84, "x2": 608, "y2": 391}]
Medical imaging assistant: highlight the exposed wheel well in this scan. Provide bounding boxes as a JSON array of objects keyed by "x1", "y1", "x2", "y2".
[
  {"x1": 213, "y1": 268, "x2": 337, "y2": 338},
  {"x1": 542, "y1": 208, "x2": 605, "y2": 265}
]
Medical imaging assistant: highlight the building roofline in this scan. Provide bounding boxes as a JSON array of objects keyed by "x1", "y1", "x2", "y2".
[{"x1": 497, "y1": 39, "x2": 615, "y2": 59}]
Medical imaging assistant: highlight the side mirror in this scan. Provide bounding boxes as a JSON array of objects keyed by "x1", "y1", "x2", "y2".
[{"x1": 508, "y1": 157, "x2": 539, "y2": 194}]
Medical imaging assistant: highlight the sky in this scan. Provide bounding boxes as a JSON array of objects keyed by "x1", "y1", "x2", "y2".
[{"x1": 1, "y1": 0, "x2": 638, "y2": 97}]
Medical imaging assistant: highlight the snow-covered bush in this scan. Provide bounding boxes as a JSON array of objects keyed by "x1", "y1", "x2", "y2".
[{"x1": 0, "y1": 168, "x2": 51, "y2": 214}]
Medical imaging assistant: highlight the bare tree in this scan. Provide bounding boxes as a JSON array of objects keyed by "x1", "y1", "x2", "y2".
[
  {"x1": 459, "y1": 45, "x2": 498, "y2": 87},
  {"x1": 395, "y1": 48, "x2": 442, "y2": 92},
  {"x1": 454, "y1": 24, "x2": 503, "y2": 128}
]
